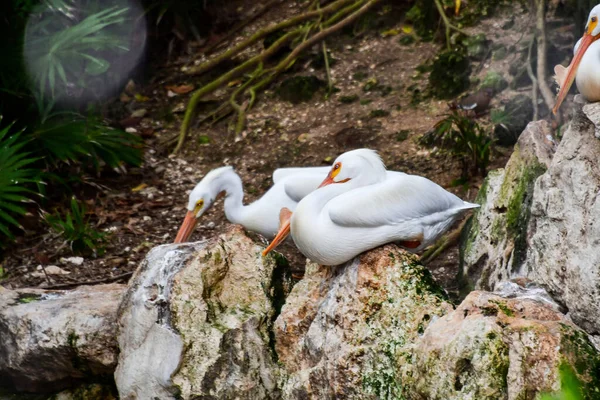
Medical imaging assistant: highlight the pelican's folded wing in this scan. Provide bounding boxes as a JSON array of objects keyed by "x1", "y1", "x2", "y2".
[
  {"x1": 272, "y1": 166, "x2": 330, "y2": 184},
  {"x1": 283, "y1": 174, "x2": 327, "y2": 202},
  {"x1": 328, "y1": 175, "x2": 472, "y2": 228}
]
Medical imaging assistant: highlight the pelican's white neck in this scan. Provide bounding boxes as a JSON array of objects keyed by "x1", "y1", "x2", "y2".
[{"x1": 210, "y1": 169, "x2": 246, "y2": 224}]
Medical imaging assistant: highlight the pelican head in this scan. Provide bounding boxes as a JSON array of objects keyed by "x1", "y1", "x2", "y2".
[
  {"x1": 553, "y1": 5, "x2": 600, "y2": 114},
  {"x1": 174, "y1": 166, "x2": 233, "y2": 243},
  {"x1": 318, "y1": 148, "x2": 387, "y2": 188},
  {"x1": 262, "y1": 149, "x2": 387, "y2": 257}
]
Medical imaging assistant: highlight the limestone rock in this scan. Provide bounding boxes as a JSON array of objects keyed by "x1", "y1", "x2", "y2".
[
  {"x1": 412, "y1": 291, "x2": 600, "y2": 400},
  {"x1": 526, "y1": 102, "x2": 600, "y2": 335},
  {"x1": 115, "y1": 226, "x2": 281, "y2": 400},
  {"x1": 459, "y1": 120, "x2": 555, "y2": 296},
  {"x1": 0, "y1": 284, "x2": 124, "y2": 393},
  {"x1": 275, "y1": 245, "x2": 453, "y2": 399}
]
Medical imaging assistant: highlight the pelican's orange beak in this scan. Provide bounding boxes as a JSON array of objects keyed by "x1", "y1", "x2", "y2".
[
  {"x1": 261, "y1": 218, "x2": 291, "y2": 256},
  {"x1": 553, "y1": 33, "x2": 600, "y2": 115},
  {"x1": 174, "y1": 211, "x2": 198, "y2": 243},
  {"x1": 319, "y1": 174, "x2": 335, "y2": 187}
]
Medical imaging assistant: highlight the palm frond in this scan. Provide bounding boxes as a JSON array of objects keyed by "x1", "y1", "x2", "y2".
[
  {"x1": 32, "y1": 114, "x2": 143, "y2": 170},
  {"x1": 0, "y1": 118, "x2": 42, "y2": 241}
]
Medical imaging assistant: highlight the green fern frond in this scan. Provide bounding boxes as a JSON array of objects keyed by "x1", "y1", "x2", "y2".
[
  {"x1": 0, "y1": 118, "x2": 42, "y2": 241},
  {"x1": 32, "y1": 114, "x2": 143, "y2": 170}
]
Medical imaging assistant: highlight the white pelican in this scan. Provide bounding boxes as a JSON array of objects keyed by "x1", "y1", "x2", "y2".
[
  {"x1": 553, "y1": 5, "x2": 600, "y2": 114},
  {"x1": 174, "y1": 165, "x2": 330, "y2": 242},
  {"x1": 262, "y1": 149, "x2": 479, "y2": 266}
]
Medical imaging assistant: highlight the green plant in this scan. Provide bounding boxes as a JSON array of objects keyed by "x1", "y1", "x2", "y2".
[
  {"x1": 0, "y1": 119, "x2": 41, "y2": 240},
  {"x1": 420, "y1": 110, "x2": 492, "y2": 177},
  {"x1": 428, "y1": 46, "x2": 471, "y2": 99},
  {"x1": 31, "y1": 114, "x2": 143, "y2": 170},
  {"x1": 25, "y1": 5, "x2": 130, "y2": 109},
  {"x1": 540, "y1": 364, "x2": 584, "y2": 400},
  {"x1": 44, "y1": 197, "x2": 107, "y2": 255}
]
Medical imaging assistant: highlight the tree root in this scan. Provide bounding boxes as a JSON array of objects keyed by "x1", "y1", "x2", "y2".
[
  {"x1": 172, "y1": 0, "x2": 381, "y2": 155},
  {"x1": 185, "y1": 0, "x2": 356, "y2": 77},
  {"x1": 433, "y1": 0, "x2": 469, "y2": 49}
]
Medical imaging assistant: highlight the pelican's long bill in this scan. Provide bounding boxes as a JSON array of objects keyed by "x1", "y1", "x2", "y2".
[
  {"x1": 262, "y1": 172, "x2": 337, "y2": 256},
  {"x1": 553, "y1": 33, "x2": 599, "y2": 114},
  {"x1": 262, "y1": 219, "x2": 290, "y2": 256},
  {"x1": 174, "y1": 211, "x2": 198, "y2": 243}
]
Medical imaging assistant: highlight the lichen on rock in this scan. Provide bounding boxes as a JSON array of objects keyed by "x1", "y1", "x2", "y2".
[
  {"x1": 0, "y1": 284, "x2": 124, "y2": 393},
  {"x1": 459, "y1": 120, "x2": 555, "y2": 295},
  {"x1": 411, "y1": 291, "x2": 600, "y2": 400},
  {"x1": 274, "y1": 245, "x2": 453, "y2": 399},
  {"x1": 525, "y1": 101, "x2": 600, "y2": 336},
  {"x1": 115, "y1": 226, "x2": 282, "y2": 400}
]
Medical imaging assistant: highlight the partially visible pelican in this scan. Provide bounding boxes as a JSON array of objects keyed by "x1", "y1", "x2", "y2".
[
  {"x1": 174, "y1": 165, "x2": 330, "y2": 242},
  {"x1": 262, "y1": 149, "x2": 478, "y2": 266},
  {"x1": 553, "y1": 5, "x2": 600, "y2": 114}
]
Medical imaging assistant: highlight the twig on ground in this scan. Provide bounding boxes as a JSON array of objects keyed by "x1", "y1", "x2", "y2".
[{"x1": 433, "y1": 0, "x2": 469, "y2": 49}]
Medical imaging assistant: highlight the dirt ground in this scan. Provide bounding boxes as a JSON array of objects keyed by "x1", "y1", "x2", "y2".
[{"x1": 0, "y1": 1, "x2": 573, "y2": 299}]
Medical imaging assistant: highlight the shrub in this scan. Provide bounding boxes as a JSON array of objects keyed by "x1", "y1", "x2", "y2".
[
  {"x1": 0, "y1": 119, "x2": 41, "y2": 241},
  {"x1": 420, "y1": 110, "x2": 492, "y2": 178},
  {"x1": 44, "y1": 197, "x2": 107, "y2": 255}
]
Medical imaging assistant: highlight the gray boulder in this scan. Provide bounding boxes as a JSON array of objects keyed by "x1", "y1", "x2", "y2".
[
  {"x1": 275, "y1": 245, "x2": 453, "y2": 399},
  {"x1": 459, "y1": 120, "x2": 555, "y2": 296},
  {"x1": 525, "y1": 101, "x2": 600, "y2": 335},
  {"x1": 114, "y1": 226, "x2": 281, "y2": 400},
  {"x1": 412, "y1": 290, "x2": 600, "y2": 399},
  {"x1": 0, "y1": 284, "x2": 124, "y2": 393}
]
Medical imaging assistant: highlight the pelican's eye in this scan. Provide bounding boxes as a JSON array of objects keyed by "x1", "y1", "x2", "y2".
[
  {"x1": 331, "y1": 162, "x2": 342, "y2": 179},
  {"x1": 588, "y1": 16, "x2": 598, "y2": 34},
  {"x1": 193, "y1": 199, "x2": 204, "y2": 214}
]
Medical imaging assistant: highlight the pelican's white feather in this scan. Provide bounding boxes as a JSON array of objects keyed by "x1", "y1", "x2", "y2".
[{"x1": 327, "y1": 174, "x2": 478, "y2": 228}]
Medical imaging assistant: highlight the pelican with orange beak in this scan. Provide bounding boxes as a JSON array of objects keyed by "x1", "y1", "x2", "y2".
[
  {"x1": 173, "y1": 165, "x2": 330, "y2": 243},
  {"x1": 262, "y1": 149, "x2": 478, "y2": 266},
  {"x1": 553, "y1": 5, "x2": 600, "y2": 114}
]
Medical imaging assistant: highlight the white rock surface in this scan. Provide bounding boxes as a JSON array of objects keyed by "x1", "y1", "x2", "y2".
[
  {"x1": 115, "y1": 226, "x2": 280, "y2": 400},
  {"x1": 0, "y1": 284, "x2": 124, "y2": 392},
  {"x1": 459, "y1": 120, "x2": 555, "y2": 294},
  {"x1": 526, "y1": 102, "x2": 600, "y2": 335}
]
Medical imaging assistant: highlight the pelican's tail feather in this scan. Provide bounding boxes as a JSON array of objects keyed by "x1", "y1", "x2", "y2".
[{"x1": 459, "y1": 201, "x2": 480, "y2": 210}]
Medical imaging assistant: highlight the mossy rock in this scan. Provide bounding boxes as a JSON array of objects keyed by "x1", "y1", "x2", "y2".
[
  {"x1": 464, "y1": 33, "x2": 489, "y2": 60},
  {"x1": 479, "y1": 71, "x2": 508, "y2": 94},
  {"x1": 428, "y1": 47, "x2": 471, "y2": 99},
  {"x1": 277, "y1": 76, "x2": 325, "y2": 104}
]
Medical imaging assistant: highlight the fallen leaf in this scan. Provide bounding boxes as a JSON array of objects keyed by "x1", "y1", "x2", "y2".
[
  {"x1": 134, "y1": 93, "x2": 150, "y2": 102},
  {"x1": 381, "y1": 28, "x2": 400, "y2": 37},
  {"x1": 227, "y1": 80, "x2": 243, "y2": 87},
  {"x1": 131, "y1": 183, "x2": 148, "y2": 192},
  {"x1": 165, "y1": 84, "x2": 195, "y2": 94}
]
